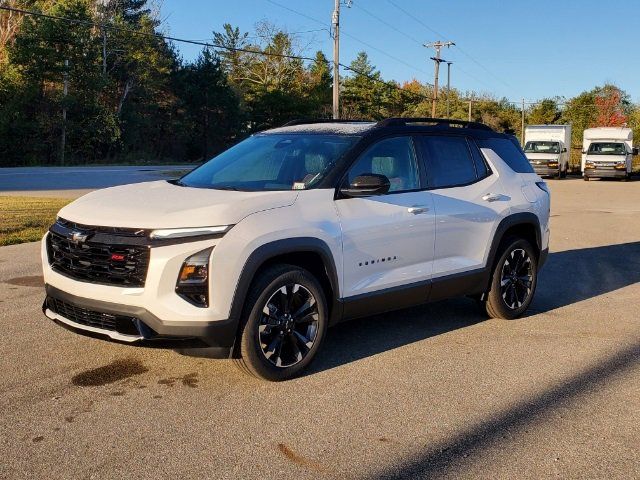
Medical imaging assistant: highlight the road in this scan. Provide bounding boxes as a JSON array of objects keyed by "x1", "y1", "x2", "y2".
[
  {"x1": 0, "y1": 166, "x2": 194, "y2": 197},
  {"x1": 0, "y1": 179, "x2": 639, "y2": 479}
]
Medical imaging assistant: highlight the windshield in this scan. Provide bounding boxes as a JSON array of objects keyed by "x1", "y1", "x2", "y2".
[
  {"x1": 524, "y1": 141, "x2": 560, "y2": 154},
  {"x1": 587, "y1": 142, "x2": 626, "y2": 155},
  {"x1": 179, "y1": 134, "x2": 359, "y2": 191}
]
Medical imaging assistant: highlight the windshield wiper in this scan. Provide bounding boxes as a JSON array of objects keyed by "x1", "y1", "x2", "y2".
[{"x1": 212, "y1": 185, "x2": 243, "y2": 191}]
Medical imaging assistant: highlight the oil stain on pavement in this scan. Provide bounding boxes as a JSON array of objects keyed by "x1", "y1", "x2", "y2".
[
  {"x1": 4, "y1": 275, "x2": 44, "y2": 287},
  {"x1": 71, "y1": 358, "x2": 148, "y2": 387}
]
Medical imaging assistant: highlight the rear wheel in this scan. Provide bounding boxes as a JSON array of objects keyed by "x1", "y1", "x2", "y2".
[
  {"x1": 485, "y1": 238, "x2": 538, "y2": 319},
  {"x1": 235, "y1": 265, "x2": 328, "y2": 381}
]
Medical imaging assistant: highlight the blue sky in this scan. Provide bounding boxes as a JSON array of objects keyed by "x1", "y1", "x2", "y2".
[{"x1": 160, "y1": 0, "x2": 640, "y2": 103}]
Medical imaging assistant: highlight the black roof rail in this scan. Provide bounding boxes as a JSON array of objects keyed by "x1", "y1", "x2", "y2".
[
  {"x1": 376, "y1": 117, "x2": 494, "y2": 132},
  {"x1": 281, "y1": 118, "x2": 374, "y2": 127}
]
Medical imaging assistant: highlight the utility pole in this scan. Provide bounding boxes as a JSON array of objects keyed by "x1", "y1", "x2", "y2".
[
  {"x1": 61, "y1": 59, "x2": 69, "y2": 166},
  {"x1": 424, "y1": 40, "x2": 454, "y2": 117},
  {"x1": 468, "y1": 97, "x2": 473, "y2": 121},
  {"x1": 446, "y1": 61, "x2": 452, "y2": 118},
  {"x1": 331, "y1": 1, "x2": 351, "y2": 119},
  {"x1": 332, "y1": 0, "x2": 340, "y2": 119},
  {"x1": 521, "y1": 98, "x2": 525, "y2": 146},
  {"x1": 102, "y1": 27, "x2": 107, "y2": 76}
]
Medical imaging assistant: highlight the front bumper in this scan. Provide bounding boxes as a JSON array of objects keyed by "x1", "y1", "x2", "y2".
[
  {"x1": 532, "y1": 165, "x2": 560, "y2": 177},
  {"x1": 584, "y1": 167, "x2": 627, "y2": 178},
  {"x1": 43, "y1": 284, "x2": 237, "y2": 358}
]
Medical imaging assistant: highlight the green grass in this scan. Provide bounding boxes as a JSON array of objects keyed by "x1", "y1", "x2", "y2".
[{"x1": 0, "y1": 196, "x2": 71, "y2": 246}]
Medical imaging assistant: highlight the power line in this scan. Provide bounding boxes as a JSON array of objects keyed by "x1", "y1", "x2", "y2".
[
  {"x1": 0, "y1": 4, "x2": 433, "y2": 107},
  {"x1": 386, "y1": 0, "x2": 446, "y2": 38},
  {"x1": 351, "y1": 2, "x2": 424, "y2": 46},
  {"x1": 263, "y1": 0, "x2": 430, "y2": 77},
  {"x1": 0, "y1": 5, "x2": 320, "y2": 62},
  {"x1": 386, "y1": 0, "x2": 511, "y2": 90}
]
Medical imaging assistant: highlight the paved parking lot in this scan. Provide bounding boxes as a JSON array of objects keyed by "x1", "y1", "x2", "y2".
[{"x1": 0, "y1": 179, "x2": 638, "y2": 479}]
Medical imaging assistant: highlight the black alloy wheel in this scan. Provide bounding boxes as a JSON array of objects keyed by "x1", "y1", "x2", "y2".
[
  {"x1": 484, "y1": 237, "x2": 538, "y2": 320},
  {"x1": 235, "y1": 265, "x2": 328, "y2": 381},
  {"x1": 499, "y1": 248, "x2": 534, "y2": 310},
  {"x1": 258, "y1": 283, "x2": 319, "y2": 368}
]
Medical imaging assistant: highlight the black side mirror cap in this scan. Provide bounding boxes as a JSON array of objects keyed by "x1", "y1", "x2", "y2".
[
  {"x1": 561, "y1": 147, "x2": 567, "y2": 153},
  {"x1": 340, "y1": 174, "x2": 391, "y2": 197}
]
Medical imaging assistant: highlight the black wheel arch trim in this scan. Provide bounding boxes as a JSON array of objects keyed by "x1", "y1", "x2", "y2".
[
  {"x1": 228, "y1": 237, "x2": 342, "y2": 326},
  {"x1": 482, "y1": 212, "x2": 544, "y2": 292}
]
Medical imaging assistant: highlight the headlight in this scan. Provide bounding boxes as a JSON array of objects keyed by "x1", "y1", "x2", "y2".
[
  {"x1": 150, "y1": 225, "x2": 232, "y2": 240},
  {"x1": 176, "y1": 247, "x2": 212, "y2": 307}
]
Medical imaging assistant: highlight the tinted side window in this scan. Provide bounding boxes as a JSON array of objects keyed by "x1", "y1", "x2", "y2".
[
  {"x1": 469, "y1": 140, "x2": 490, "y2": 178},
  {"x1": 347, "y1": 136, "x2": 420, "y2": 193},
  {"x1": 417, "y1": 136, "x2": 477, "y2": 188},
  {"x1": 478, "y1": 137, "x2": 534, "y2": 173}
]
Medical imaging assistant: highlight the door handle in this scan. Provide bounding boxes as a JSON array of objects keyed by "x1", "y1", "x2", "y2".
[
  {"x1": 407, "y1": 205, "x2": 429, "y2": 214},
  {"x1": 482, "y1": 193, "x2": 503, "y2": 202}
]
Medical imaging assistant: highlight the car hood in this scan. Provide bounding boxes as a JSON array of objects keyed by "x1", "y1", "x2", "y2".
[
  {"x1": 58, "y1": 180, "x2": 299, "y2": 229},
  {"x1": 584, "y1": 154, "x2": 626, "y2": 162}
]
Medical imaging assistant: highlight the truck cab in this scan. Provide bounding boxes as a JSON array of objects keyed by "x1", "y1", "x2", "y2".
[
  {"x1": 582, "y1": 127, "x2": 637, "y2": 181},
  {"x1": 524, "y1": 125, "x2": 572, "y2": 178}
]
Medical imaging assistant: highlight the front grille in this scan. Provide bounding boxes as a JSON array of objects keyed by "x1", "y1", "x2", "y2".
[
  {"x1": 47, "y1": 230, "x2": 150, "y2": 287},
  {"x1": 46, "y1": 296, "x2": 140, "y2": 335},
  {"x1": 56, "y1": 218, "x2": 149, "y2": 237}
]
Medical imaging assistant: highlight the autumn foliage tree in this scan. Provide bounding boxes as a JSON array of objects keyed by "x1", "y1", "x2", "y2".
[{"x1": 592, "y1": 85, "x2": 629, "y2": 127}]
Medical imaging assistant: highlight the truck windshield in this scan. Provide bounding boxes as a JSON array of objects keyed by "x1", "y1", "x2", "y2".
[
  {"x1": 524, "y1": 141, "x2": 560, "y2": 154},
  {"x1": 178, "y1": 134, "x2": 359, "y2": 191},
  {"x1": 587, "y1": 142, "x2": 626, "y2": 155}
]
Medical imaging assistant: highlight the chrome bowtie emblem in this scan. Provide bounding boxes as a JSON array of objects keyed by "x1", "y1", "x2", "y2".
[{"x1": 69, "y1": 231, "x2": 89, "y2": 243}]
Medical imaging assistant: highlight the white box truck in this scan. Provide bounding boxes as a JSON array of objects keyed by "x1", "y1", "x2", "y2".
[
  {"x1": 582, "y1": 127, "x2": 637, "y2": 181},
  {"x1": 523, "y1": 125, "x2": 572, "y2": 178}
]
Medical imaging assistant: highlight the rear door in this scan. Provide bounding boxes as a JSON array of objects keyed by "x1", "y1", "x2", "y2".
[
  {"x1": 335, "y1": 135, "x2": 436, "y2": 301},
  {"x1": 414, "y1": 134, "x2": 510, "y2": 284}
]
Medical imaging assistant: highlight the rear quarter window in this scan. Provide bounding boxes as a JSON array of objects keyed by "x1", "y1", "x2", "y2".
[{"x1": 478, "y1": 137, "x2": 534, "y2": 173}]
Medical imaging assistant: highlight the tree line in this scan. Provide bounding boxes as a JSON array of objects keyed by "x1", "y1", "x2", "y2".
[{"x1": 0, "y1": 0, "x2": 638, "y2": 167}]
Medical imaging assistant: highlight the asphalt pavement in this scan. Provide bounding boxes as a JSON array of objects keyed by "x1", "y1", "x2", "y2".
[
  {"x1": 0, "y1": 166, "x2": 194, "y2": 196},
  {"x1": 0, "y1": 179, "x2": 638, "y2": 479}
]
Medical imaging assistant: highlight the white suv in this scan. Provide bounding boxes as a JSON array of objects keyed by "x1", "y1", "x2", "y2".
[{"x1": 42, "y1": 118, "x2": 550, "y2": 380}]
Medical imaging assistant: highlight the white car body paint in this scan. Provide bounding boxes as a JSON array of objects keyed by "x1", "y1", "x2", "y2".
[{"x1": 41, "y1": 123, "x2": 550, "y2": 354}]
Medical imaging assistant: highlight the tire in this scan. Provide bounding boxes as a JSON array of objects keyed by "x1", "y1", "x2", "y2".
[
  {"x1": 484, "y1": 237, "x2": 538, "y2": 320},
  {"x1": 583, "y1": 176, "x2": 590, "y2": 181},
  {"x1": 559, "y1": 166, "x2": 567, "y2": 179},
  {"x1": 234, "y1": 265, "x2": 328, "y2": 381}
]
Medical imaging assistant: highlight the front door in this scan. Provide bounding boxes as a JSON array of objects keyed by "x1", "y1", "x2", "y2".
[{"x1": 335, "y1": 136, "x2": 436, "y2": 304}]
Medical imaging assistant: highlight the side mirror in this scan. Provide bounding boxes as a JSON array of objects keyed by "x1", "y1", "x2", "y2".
[
  {"x1": 561, "y1": 147, "x2": 567, "y2": 153},
  {"x1": 633, "y1": 148, "x2": 638, "y2": 156},
  {"x1": 581, "y1": 150, "x2": 587, "y2": 154},
  {"x1": 340, "y1": 174, "x2": 390, "y2": 197}
]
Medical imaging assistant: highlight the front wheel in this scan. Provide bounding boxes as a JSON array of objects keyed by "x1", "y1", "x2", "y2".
[
  {"x1": 235, "y1": 265, "x2": 328, "y2": 381},
  {"x1": 559, "y1": 165, "x2": 567, "y2": 179},
  {"x1": 484, "y1": 238, "x2": 538, "y2": 319}
]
